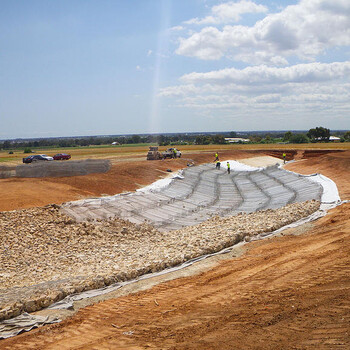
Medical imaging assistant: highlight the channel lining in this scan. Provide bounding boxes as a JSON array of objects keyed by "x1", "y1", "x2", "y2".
[{"x1": 61, "y1": 163, "x2": 323, "y2": 231}]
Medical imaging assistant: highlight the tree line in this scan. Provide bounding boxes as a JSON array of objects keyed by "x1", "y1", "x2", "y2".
[{"x1": 1, "y1": 128, "x2": 349, "y2": 150}]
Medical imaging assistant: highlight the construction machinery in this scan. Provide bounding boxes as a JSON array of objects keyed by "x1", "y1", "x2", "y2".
[
  {"x1": 147, "y1": 146, "x2": 163, "y2": 160},
  {"x1": 162, "y1": 148, "x2": 182, "y2": 159}
]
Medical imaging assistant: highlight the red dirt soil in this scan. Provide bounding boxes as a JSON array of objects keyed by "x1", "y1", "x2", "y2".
[{"x1": 1, "y1": 150, "x2": 350, "y2": 349}]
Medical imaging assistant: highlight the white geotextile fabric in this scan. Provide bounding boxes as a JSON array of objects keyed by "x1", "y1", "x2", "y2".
[
  {"x1": 220, "y1": 160, "x2": 262, "y2": 171},
  {"x1": 303, "y1": 173, "x2": 340, "y2": 204},
  {"x1": 0, "y1": 313, "x2": 60, "y2": 339},
  {"x1": 137, "y1": 170, "x2": 184, "y2": 193},
  {"x1": 281, "y1": 163, "x2": 341, "y2": 204}
]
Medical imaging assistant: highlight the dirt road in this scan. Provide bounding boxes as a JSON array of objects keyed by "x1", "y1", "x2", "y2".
[{"x1": 1, "y1": 149, "x2": 350, "y2": 349}]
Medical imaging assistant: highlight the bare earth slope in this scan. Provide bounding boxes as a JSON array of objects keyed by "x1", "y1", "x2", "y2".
[{"x1": 1, "y1": 150, "x2": 350, "y2": 349}]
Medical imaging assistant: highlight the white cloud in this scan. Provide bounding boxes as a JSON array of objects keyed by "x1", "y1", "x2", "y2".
[
  {"x1": 147, "y1": 50, "x2": 153, "y2": 56},
  {"x1": 158, "y1": 84, "x2": 199, "y2": 97},
  {"x1": 159, "y1": 61, "x2": 350, "y2": 125},
  {"x1": 254, "y1": 94, "x2": 281, "y2": 103},
  {"x1": 185, "y1": 1, "x2": 268, "y2": 25},
  {"x1": 136, "y1": 65, "x2": 141, "y2": 71},
  {"x1": 169, "y1": 25, "x2": 185, "y2": 32},
  {"x1": 176, "y1": 0, "x2": 350, "y2": 64},
  {"x1": 180, "y1": 61, "x2": 350, "y2": 85}
]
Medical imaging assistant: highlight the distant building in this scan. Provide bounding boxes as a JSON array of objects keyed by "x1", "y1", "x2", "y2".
[
  {"x1": 329, "y1": 136, "x2": 341, "y2": 142},
  {"x1": 111, "y1": 141, "x2": 120, "y2": 145},
  {"x1": 225, "y1": 137, "x2": 250, "y2": 143},
  {"x1": 315, "y1": 136, "x2": 340, "y2": 142}
]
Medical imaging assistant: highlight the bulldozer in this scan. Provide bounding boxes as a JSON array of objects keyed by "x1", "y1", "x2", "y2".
[{"x1": 146, "y1": 146, "x2": 163, "y2": 160}]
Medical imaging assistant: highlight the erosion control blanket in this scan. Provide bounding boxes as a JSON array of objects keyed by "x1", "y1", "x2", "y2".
[
  {"x1": 303, "y1": 173, "x2": 340, "y2": 203},
  {"x1": 0, "y1": 313, "x2": 60, "y2": 339}
]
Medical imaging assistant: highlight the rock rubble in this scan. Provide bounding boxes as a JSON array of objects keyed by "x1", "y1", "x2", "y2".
[{"x1": 0, "y1": 200, "x2": 320, "y2": 320}]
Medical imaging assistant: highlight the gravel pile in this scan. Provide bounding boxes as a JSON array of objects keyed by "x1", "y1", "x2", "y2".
[{"x1": 0, "y1": 200, "x2": 320, "y2": 320}]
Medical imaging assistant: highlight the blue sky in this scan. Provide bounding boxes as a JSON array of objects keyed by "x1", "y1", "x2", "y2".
[{"x1": 1, "y1": 0, "x2": 349, "y2": 139}]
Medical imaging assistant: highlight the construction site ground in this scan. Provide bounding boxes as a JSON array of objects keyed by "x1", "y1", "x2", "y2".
[{"x1": 1, "y1": 146, "x2": 350, "y2": 349}]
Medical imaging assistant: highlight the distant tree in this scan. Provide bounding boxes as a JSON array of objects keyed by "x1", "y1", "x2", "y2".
[
  {"x1": 343, "y1": 131, "x2": 350, "y2": 141},
  {"x1": 283, "y1": 131, "x2": 292, "y2": 142},
  {"x1": 289, "y1": 133, "x2": 309, "y2": 144},
  {"x1": 307, "y1": 126, "x2": 330, "y2": 142},
  {"x1": 212, "y1": 134, "x2": 226, "y2": 144},
  {"x1": 3, "y1": 140, "x2": 11, "y2": 149},
  {"x1": 261, "y1": 135, "x2": 273, "y2": 144},
  {"x1": 156, "y1": 135, "x2": 166, "y2": 145},
  {"x1": 249, "y1": 135, "x2": 262, "y2": 143},
  {"x1": 131, "y1": 135, "x2": 141, "y2": 144},
  {"x1": 58, "y1": 139, "x2": 71, "y2": 147},
  {"x1": 195, "y1": 135, "x2": 211, "y2": 145},
  {"x1": 229, "y1": 131, "x2": 237, "y2": 138},
  {"x1": 24, "y1": 148, "x2": 32, "y2": 153}
]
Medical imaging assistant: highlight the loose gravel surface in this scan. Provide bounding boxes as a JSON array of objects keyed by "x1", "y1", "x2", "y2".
[{"x1": 0, "y1": 200, "x2": 319, "y2": 321}]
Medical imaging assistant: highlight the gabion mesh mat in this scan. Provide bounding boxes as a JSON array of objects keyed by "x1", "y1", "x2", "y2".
[{"x1": 61, "y1": 164, "x2": 323, "y2": 231}]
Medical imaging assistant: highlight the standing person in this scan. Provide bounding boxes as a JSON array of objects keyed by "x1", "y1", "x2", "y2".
[
  {"x1": 282, "y1": 152, "x2": 286, "y2": 164},
  {"x1": 227, "y1": 161, "x2": 230, "y2": 174},
  {"x1": 173, "y1": 148, "x2": 177, "y2": 159},
  {"x1": 216, "y1": 160, "x2": 221, "y2": 169},
  {"x1": 214, "y1": 152, "x2": 219, "y2": 161}
]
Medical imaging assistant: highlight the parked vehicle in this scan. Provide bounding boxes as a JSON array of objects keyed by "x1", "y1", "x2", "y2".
[
  {"x1": 22, "y1": 154, "x2": 54, "y2": 163},
  {"x1": 147, "y1": 146, "x2": 163, "y2": 160},
  {"x1": 22, "y1": 155, "x2": 35, "y2": 163},
  {"x1": 53, "y1": 153, "x2": 71, "y2": 160},
  {"x1": 162, "y1": 148, "x2": 181, "y2": 159}
]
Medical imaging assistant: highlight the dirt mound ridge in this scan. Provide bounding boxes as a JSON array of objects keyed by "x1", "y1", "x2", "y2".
[{"x1": 302, "y1": 149, "x2": 345, "y2": 159}]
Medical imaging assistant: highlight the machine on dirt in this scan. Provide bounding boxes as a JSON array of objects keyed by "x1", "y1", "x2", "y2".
[
  {"x1": 162, "y1": 148, "x2": 181, "y2": 159},
  {"x1": 147, "y1": 146, "x2": 163, "y2": 160}
]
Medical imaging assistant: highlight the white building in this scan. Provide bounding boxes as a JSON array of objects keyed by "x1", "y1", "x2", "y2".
[{"x1": 225, "y1": 137, "x2": 250, "y2": 143}]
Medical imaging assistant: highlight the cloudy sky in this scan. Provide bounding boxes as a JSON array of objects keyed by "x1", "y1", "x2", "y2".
[{"x1": 1, "y1": 0, "x2": 349, "y2": 138}]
